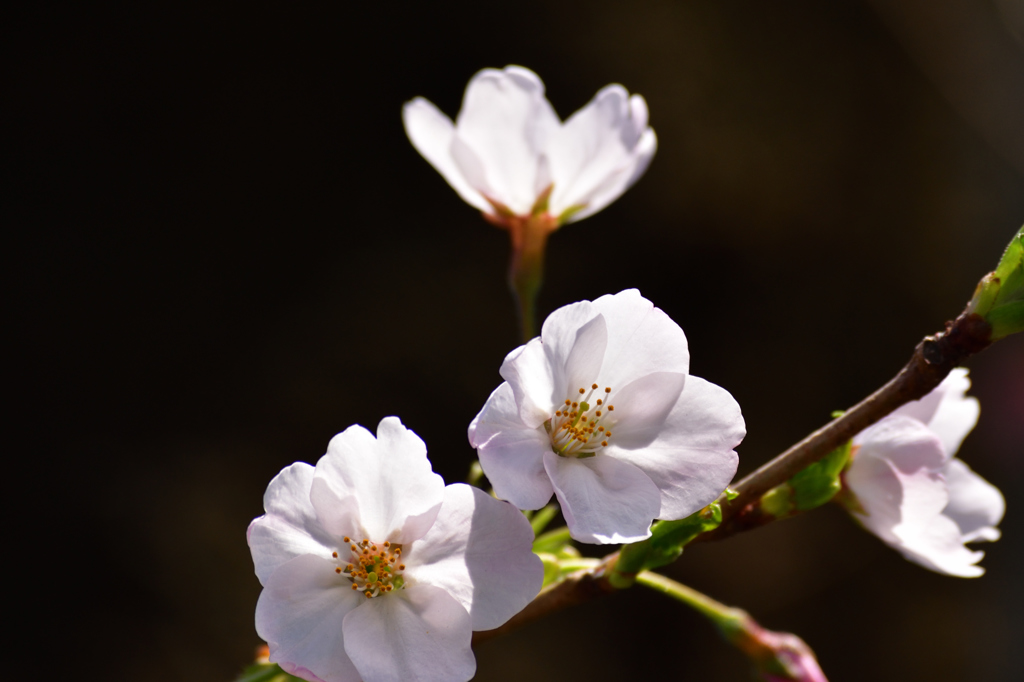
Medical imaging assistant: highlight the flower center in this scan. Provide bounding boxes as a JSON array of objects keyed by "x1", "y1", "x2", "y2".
[
  {"x1": 545, "y1": 383, "x2": 616, "y2": 458},
  {"x1": 332, "y1": 537, "x2": 406, "y2": 599}
]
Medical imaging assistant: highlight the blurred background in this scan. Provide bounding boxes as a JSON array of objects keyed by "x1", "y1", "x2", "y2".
[{"x1": 8, "y1": 0, "x2": 1023, "y2": 680}]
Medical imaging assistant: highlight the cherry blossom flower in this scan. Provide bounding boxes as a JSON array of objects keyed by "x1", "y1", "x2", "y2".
[
  {"x1": 843, "y1": 369, "x2": 1004, "y2": 577},
  {"x1": 468, "y1": 289, "x2": 745, "y2": 544},
  {"x1": 248, "y1": 417, "x2": 543, "y2": 682},
  {"x1": 403, "y1": 65, "x2": 656, "y2": 225}
]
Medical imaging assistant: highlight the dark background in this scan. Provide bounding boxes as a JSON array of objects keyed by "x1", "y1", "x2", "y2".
[{"x1": 9, "y1": 0, "x2": 1024, "y2": 680}]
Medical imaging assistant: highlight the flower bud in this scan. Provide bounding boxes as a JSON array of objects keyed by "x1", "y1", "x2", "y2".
[{"x1": 721, "y1": 614, "x2": 828, "y2": 682}]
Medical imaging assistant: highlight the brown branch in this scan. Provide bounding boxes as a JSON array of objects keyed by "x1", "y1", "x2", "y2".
[
  {"x1": 472, "y1": 309, "x2": 993, "y2": 644},
  {"x1": 698, "y1": 309, "x2": 991, "y2": 542}
]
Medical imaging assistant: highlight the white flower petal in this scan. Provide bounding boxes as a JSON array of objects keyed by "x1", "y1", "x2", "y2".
[
  {"x1": 927, "y1": 380, "x2": 979, "y2": 458},
  {"x1": 890, "y1": 368, "x2": 978, "y2": 457},
  {"x1": 895, "y1": 513, "x2": 986, "y2": 578},
  {"x1": 561, "y1": 313, "x2": 609, "y2": 396},
  {"x1": 402, "y1": 98, "x2": 489, "y2": 212},
  {"x1": 477, "y1": 433, "x2": 554, "y2": 510},
  {"x1": 845, "y1": 411, "x2": 999, "y2": 577},
  {"x1": 311, "y1": 418, "x2": 444, "y2": 543},
  {"x1": 248, "y1": 462, "x2": 338, "y2": 585},
  {"x1": 942, "y1": 459, "x2": 1005, "y2": 542},
  {"x1": 603, "y1": 371, "x2": 686, "y2": 447},
  {"x1": 853, "y1": 415, "x2": 948, "y2": 474},
  {"x1": 544, "y1": 451, "x2": 661, "y2": 543},
  {"x1": 853, "y1": 461, "x2": 982, "y2": 577},
  {"x1": 499, "y1": 339, "x2": 558, "y2": 428},
  {"x1": 609, "y1": 376, "x2": 743, "y2": 519},
  {"x1": 536, "y1": 299, "x2": 599, "y2": 383},
  {"x1": 470, "y1": 383, "x2": 554, "y2": 509},
  {"x1": 589, "y1": 289, "x2": 689, "y2": 388},
  {"x1": 547, "y1": 86, "x2": 656, "y2": 219},
  {"x1": 404, "y1": 484, "x2": 542, "y2": 631},
  {"x1": 454, "y1": 66, "x2": 560, "y2": 214},
  {"x1": 256, "y1": 554, "x2": 363, "y2": 682},
  {"x1": 569, "y1": 127, "x2": 656, "y2": 222},
  {"x1": 343, "y1": 584, "x2": 475, "y2": 682}
]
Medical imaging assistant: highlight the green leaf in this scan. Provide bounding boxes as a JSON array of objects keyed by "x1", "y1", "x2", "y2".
[
  {"x1": 759, "y1": 438, "x2": 852, "y2": 519},
  {"x1": 987, "y1": 300, "x2": 1024, "y2": 339},
  {"x1": 610, "y1": 503, "x2": 723, "y2": 587},
  {"x1": 789, "y1": 440, "x2": 852, "y2": 511},
  {"x1": 970, "y1": 226, "x2": 1024, "y2": 339}
]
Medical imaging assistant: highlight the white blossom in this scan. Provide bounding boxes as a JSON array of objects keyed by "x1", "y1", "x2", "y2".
[
  {"x1": 403, "y1": 65, "x2": 656, "y2": 224},
  {"x1": 248, "y1": 417, "x2": 543, "y2": 682},
  {"x1": 469, "y1": 289, "x2": 744, "y2": 544},
  {"x1": 844, "y1": 369, "x2": 1004, "y2": 577}
]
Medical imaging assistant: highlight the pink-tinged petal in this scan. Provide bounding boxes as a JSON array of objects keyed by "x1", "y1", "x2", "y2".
[
  {"x1": 311, "y1": 418, "x2": 444, "y2": 544},
  {"x1": 454, "y1": 66, "x2": 560, "y2": 214},
  {"x1": 589, "y1": 290, "x2": 689, "y2": 388},
  {"x1": 402, "y1": 98, "x2": 489, "y2": 212},
  {"x1": 890, "y1": 369, "x2": 978, "y2": 457},
  {"x1": 404, "y1": 484, "x2": 542, "y2": 631},
  {"x1": 547, "y1": 86, "x2": 656, "y2": 220},
  {"x1": 895, "y1": 512, "x2": 986, "y2": 578},
  {"x1": 570, "y1": 126, "x2": 657, "y2": 222},
  {"x1": 544, "y1": 451, "x2": 661, "y2": 543},
  {"x1": 609, "y1": 376, "x2": 742, "y2": 519},
  {"x1": 255, "y1": 554, "x2": 363, "y2": 682},
  {"x1": 470, "y1": 383, "x2": 554, "y2": 510},
  {"x1": 343, "y1": 584, "x2": 475, "y2": 682},
  {"x1": 499, "y1": 339, "x2": 557, "y2": 428},
  {"x1": 847, "y1": 445, "x2": 989, "y2": 577},
  {"x1": 927, "y1": 377, "x2": 979, "y2": 458},
  {"x1": 942, "y1": 459, "x2": 1005, "y2": 542},
  {"x1": 845, "y1": 455, "x2": 905, "y2": 546},
  {"x1": 853, "y1": 416, "x2": 948, "y2": 474},
  {"x1": 601, "y1": 371, "x2": 686, "y2": 447},
  {"x1": 248, "y1": 462, "x2": 338, "y2": 584}
]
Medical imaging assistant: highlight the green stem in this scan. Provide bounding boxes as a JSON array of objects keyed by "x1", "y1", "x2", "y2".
[
  {"x1": 532, "y1": 525, "x2": 572, "y2": 553},
  {"x1": 556, "y1": 557, "x2": 601, "y2": 572},
  {"x1": 529, "y1": 504, "x2": 559, "y2": 536},
  {"x1": 505, "y1": 214, "x2": 557, "y2": 344},
  {"x1": 634, "y1": 571, "x2": 744, "y2": 630}
]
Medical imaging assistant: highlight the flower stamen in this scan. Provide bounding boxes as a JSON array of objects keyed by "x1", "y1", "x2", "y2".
[
  {"x1": 334, "y1": 537, "x2": 406, "y2": 598},
  {"x1": 546, "y1": 383, "x2": 618, "y2": 458}
]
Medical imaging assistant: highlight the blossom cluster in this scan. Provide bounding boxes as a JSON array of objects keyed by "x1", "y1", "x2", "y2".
[{"x1": 245, "y1": 65, "x2": 1006, "y2": 682}]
